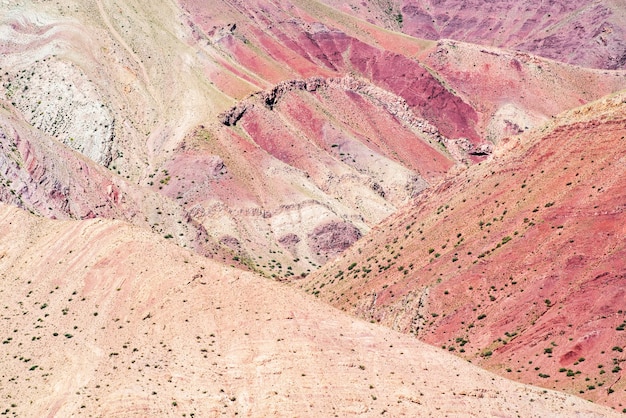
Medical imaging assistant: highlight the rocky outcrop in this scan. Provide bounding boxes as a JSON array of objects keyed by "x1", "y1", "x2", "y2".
[
  {"x1": 261, "y1": 78, "x2": 326, "y2": 109},
  {"x1": 219, "y1": 78, "x2": 326, "y2": 125},
  {"x1": 278, "y1": 233, "x2": 300, "y2": 246},
  {"x1": 1, "y1": 58, "x2": 115, "y2": 166},
  {"x1": 307, "y1": 220, "x2": 362, "y2": 259},
  {"x1": 218, "y1": 102, "x2": 250, "y2": 126},
  {"x1": 220, "y1": 74, "x2": 491, "y2": 165}
]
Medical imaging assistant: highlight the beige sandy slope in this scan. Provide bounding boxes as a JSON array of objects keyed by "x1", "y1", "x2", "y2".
[{"x1": 0, "y1": 203, "x2": 617, "y2": 417}]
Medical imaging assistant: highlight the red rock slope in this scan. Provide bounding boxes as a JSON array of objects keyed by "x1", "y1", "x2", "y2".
[
  {"x1": 302, "y1": 91, "x2": 626, "y2": 409},
  {"x1": 174, "y1": 0, "x2": 626, "y2": 274}
]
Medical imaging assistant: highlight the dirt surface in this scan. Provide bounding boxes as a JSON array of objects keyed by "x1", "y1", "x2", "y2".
[{"x1": 0, "y1": 203, "x2": 620, "y2": 417}]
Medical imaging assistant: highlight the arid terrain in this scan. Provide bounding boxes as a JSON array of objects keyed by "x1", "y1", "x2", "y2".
[
  {"x1": 1, "y1": 0, "x2": 625, "y2": 416},
  {"x1": 303, "y1": 90, "x2": 626, "y2": 409},
  {"x1": 1, "y1": 203, "x2": 619, "y2": 416},
  {"x1": 321, "y1": 0, "x2": 626, "y2": 69}
]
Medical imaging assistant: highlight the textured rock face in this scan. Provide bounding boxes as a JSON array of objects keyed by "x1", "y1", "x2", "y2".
[
  {"x1": 307, "y1": 220, "x2": 362, "y2": 260},
  {"x1": 0, "y1": 111, "x2": 219, "y2": 260},
  {"x1": 220, "y1": 73, "x2": 480, "y2": 168},
  {"x1": 1, "y1": 59, "x2": 115, "y2": 166},
  {"x1": 218, "y1": 21, "x2": 484, "y2": 143},
  {"x1": 0, "y1": 115, "x2": 117, "y2": 219}
]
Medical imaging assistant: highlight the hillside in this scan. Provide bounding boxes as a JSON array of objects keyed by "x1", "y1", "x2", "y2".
[
  {"x1": 320, "y1": 0, "x2": 626, "y2": 70},
  {"x1": 0, "y1": 203, "x2": 618, "y2": 416},
  {"x1": 2, "y1": 0, "x2": 625, "y2": 279},
  {"x1": 1, "y1": 0, "x2": 626, "y2": 415},
  {"x1": 302, "y1": 90, "x2": 626, "y2": 408}
]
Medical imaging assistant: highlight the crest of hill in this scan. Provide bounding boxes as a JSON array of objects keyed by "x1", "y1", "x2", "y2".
[{"x1": 0, "y1": 203, "x2": 618, "y2": 417}]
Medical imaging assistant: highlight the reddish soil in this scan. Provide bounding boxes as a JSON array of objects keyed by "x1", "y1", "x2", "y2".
[
  {"x1": 181, "y1": 0, "x2": 483, "y2": 143},
  {"x1": 303, "y1": 92, "x2": 626, "y2": 409},
  {"x1": 3, "y1": 0, "x2": 626, "y2": 413}
]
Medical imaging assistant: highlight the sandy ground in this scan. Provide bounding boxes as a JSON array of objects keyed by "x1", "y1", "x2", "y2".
[{"x1": 0, "y1": 203, "x2": 620, "y2": 417}]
